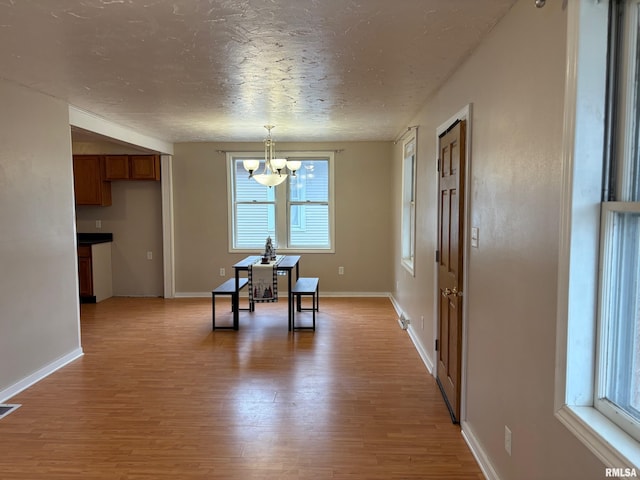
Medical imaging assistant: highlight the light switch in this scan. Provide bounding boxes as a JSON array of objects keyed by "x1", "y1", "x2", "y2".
[{"x1": 471, "y1": 227, "x2": 479, "y2": 248}]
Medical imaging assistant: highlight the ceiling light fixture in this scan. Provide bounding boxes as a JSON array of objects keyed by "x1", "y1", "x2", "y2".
[{"x1": 243, "y1": 125, "x2": 301, "y2": 187}]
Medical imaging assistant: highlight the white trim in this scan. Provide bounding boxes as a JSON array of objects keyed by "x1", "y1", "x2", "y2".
[
  {"x1": 557, "y1": 405, "x2": 640, "y2": 470},
  {"x1": 406, "y1": 325, "x2": 435, "y2": 374},
  {"x1": 554, "y1": 0, "x2": 580, "y2": 411},
  {"x1": 400, "y1": 259, "x2": 414, "y2": 275},
  {"x1": 555, "y1": 0, "x2": 608, "y2": 409},
  {"x1": 0, "y1": 348, "x2": 84, "y2": 403},
  {"x1": 0, "y1": 404, "x2": 21, "y2": 420},
  {"x1": 555, "y1": 2, "x2": 608, "y2": 410},
  {"x1": 435, "y1": 103, "x2": 473, "y2": 422},
  {"x1": 388, "y1": 293, "x2": 402, "y2": 314},
  {"x1": 401, "y1": 132, "x2": 417, "y2": 276},
  {"x1": 176, "y1": 291, "x2": 392, "y2": 299},
  {"x1": 461, "y1": 420, "x2": 501, "y2": 480},
  {"x1": 161, "y1": 154, "x2": 176, "y2": 298},
  {"x1": 555, "y1": 0, "x2": 640, "y2": 471},
  {"x1": 389, "y1": 294, "x2": 435, "y2": 375},
  {"x1": 226, "y1": 151, "x2": 336, "y2": 253},
  {"x1": 310, "y1": 291, "x2": 390, "y2": 298},
  {"x1": 68, "y1": 106, "x2": 174, "y2": 155}
]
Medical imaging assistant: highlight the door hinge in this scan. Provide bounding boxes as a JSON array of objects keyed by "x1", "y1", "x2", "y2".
[
  {"x1": 435, "y1": 250, "x2": 440, "y2": 262},
  {"x1": 435, "y1": 339, "x2": 439, "y2": 351},
  {"x1": 437, "y1": 158, "x2": 441, "y2": 172}
]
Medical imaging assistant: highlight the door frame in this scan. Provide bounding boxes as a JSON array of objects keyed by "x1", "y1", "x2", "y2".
[{"x1": 434, "y1": 103, "x2": 472, "y2": 422}]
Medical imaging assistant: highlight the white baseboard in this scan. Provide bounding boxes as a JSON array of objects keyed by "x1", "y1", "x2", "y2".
[
  {"x1": 389, "y1": 294, "x2": 435, "y2": 375},
  {"x1": 388, "y1": 294, "x2": 403, "y2": 317},
  {"x1": 0, "y1": 348, "x2": 84, "y2": 403},
  {"x1": 175, "y1": 291, "x2": 392, "y2": 298},
  {"x1": 174, "y1": 292, "x2": 211, "y2": 298},
  {"x1": 319, "y1": 292, "x2": 391, "y2": 298},
  {"x1": 406, "y1": 325, "x2": 434, "y2": 374},
  {"x1": 461, "y1": 420, "x2": 500, "y2": 480}
]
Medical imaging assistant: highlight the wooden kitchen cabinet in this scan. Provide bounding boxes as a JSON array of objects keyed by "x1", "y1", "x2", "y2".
[
  {"x1": 73, "y1": 155, "x2": 112, "y2": 206},
  {"x1": 104, "y1": 154, "x2": 160, "y2": 181},
  {"x1": 77, "y1": 242, "x2": 112, "y2": 303},
  {"x1": 130, "y1": 154, "x2": 161, "y2": 180},
  {"x1": 104, "y1": 155, "x2": 130, "y2": 180},
  {"x1": 77, "y1": 245, "x2": 93, "y2": 298}
]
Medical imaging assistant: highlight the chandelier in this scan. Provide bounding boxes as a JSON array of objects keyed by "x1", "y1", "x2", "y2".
[{"x1": 242, "y1": 125, "x2": 301, "y2": 187}]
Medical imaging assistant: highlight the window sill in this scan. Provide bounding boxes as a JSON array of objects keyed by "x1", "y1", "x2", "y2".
[
  {"x1": 401, "y1": 259, "x2": 415, "y2": 276},
  {"x1": 556, "y1": 405, "x2": 640, "y2": 470}
]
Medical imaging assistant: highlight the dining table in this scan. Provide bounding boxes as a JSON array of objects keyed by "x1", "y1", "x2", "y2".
[{"x1": 232, "y1": 255, "x2": 301, "y2": 331}]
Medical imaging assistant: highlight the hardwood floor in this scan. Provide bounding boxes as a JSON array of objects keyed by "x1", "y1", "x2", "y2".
[{"x1": 0, "y1": 297, "x2": 483, "y2": 479}]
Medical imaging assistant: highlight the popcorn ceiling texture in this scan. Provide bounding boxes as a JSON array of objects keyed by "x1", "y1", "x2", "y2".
[{"x1": 0, "y1": 0, "x2": 516, "y2": 142}]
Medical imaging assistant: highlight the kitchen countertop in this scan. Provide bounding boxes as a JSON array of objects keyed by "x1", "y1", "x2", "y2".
[{"x1": 77, "y1": 233, "x2": 113, "y2": 245}]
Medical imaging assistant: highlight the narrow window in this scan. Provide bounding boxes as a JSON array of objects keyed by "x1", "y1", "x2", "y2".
[{"x1": 401, "y1": 134, "x2": 417, "y2": 274}]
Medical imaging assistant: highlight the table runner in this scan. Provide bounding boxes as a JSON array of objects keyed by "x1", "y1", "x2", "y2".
[{"x1": 248, "y1": 261, "x2": 278, "y2": 303}]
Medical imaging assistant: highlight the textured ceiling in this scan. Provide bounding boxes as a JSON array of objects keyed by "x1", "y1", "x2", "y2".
[{"x1": 0, "y1": 0, "x2": 517, "y2": 142}]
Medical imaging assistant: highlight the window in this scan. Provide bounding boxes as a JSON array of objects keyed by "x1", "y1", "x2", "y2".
[
  {"x1": 401, "y1": 134, "x2": 417, "y2": 274},
  {"x1": 227, "y1": 151, "x2": 334, "y2": 252},
  {"x1": 595, "y1": 0, "x2": 640, "y2": 443},
  {"x1": 556, "y1": 0, "x2": 640, "y2": 469},
  {"x1": 597, "y1": 203, "x2": 640, "y2": 442}
]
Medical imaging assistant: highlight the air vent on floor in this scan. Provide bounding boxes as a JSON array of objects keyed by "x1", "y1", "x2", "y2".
[
  {"x1": 0, "y1": 404, "x2": 21, "y2": 419},
  {"x1": 398, "y1": 314, "x2": 410, "y2": 330}
]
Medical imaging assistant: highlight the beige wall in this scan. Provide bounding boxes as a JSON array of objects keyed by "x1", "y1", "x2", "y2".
[
  {"x1": 73, "y1": 141, "x2": 164, "y2": 297},
  {"x1": 172, "y1": 141, "x2": 393, "y2": 295},
  {"x1": 0, "y1": 0, "x2": 616, "y2": 476},
  {"x1": 392, "y1": 1, "x2": 605, "y2": 479},
  {"x1": 0, "y1": 79, "x2": 82, "y2": 398}
]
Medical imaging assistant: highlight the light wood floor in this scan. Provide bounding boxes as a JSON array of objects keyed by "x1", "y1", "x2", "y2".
[{"x1": 1, "y1": 297, "x2": 483, "y2": 479}]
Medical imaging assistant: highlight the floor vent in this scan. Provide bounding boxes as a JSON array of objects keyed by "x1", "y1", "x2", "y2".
[
  {"x1": 0, "y1": 404, "x2": 21, "y2": 420},
  {"x1": 398, "y1": 314, "x2": 410, "y2": 330}
]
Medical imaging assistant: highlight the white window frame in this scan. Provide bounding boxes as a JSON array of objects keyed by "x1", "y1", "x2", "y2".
[
  {"x1": 555, "y1": 0, "x2": 640, "y2": 470},
  {"x1": 226, "y1": 151, "x2": 335, "y2": 253},
  {"x1": 401, "y1": 133, "x2": 417, "y2": 275},
  {"x1": 596, "y1": 202, "x2": 640, "y2": 442}
]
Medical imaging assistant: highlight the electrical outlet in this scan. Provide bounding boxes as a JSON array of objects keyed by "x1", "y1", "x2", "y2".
[
  {"x1": 96, "y1": 220, "x2": 102, "y2": 229},
  {"x1": 504, "y1": 425, "x2": 512, "y2": 456},
  {"x1": 338, "y1": 266, "x2": 344, "y2": 275},
  {"x1": 146, "y1": 251, "x2": 153, "y2": 260},
  {"x1": 219, "y1": 268, "x2": 225, "y2": 276}
]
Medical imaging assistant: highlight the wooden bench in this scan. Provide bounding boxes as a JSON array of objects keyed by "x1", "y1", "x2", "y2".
[
  {"x1": 291, "y1": 277, "x2": 319, "y2": 331},
  {"x1": 212, "y1": 278, "x2": 249, "y2": 330}
]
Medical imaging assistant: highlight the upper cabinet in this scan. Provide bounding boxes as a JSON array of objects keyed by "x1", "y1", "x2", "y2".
[
  {"x1": 73, "y1": 155, "x2": 112, "y2": 206},
  {"x1": 131, "y1": 155, "x2": 161, "y2": 180},
  {"x1": 74, "y1": 154, "x2": 161, "y2": 206},
  {"x1": 105, "y1": 154, "x2": 161, "y2": 181},
  {"x1": 104, "y1": 155, "x2": 129, "y2": 180}
]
